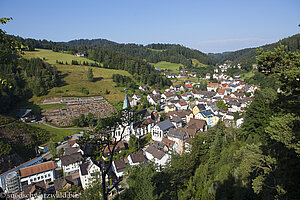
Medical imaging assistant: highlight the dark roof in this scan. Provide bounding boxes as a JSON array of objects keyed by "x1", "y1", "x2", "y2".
[
  {"x1": 170, "y1": 116, "x2": 183, "y2": 123},
  {"x1": 54, "y1": 176, "x2": 75, "y2": 191},
  {"x1": 196, "y1": 104, "x2": 206, "y2": 111},
  {"x1": 199, "y1": 110, "x2": 215, "y2": 117},
  {"x1": 129, "y1": 151, "x2": 146, "y2": 163},
  {"x1": 60, "y1": 152, "x2": 83, "y2": 166},
  {"x1": 157, "y1": 120, "x2": 175, "y2": 131},
  {"x1": 187, "y1": 119, "x2": 207, "y2": 132},
  {"x1": 134, "y1": 109, "x2": 151, "y2": 119},
  {"x1": 162, "y1": 138, "x2": 175, "y2": 149},
  {"x1": 22, "y1": 181, "x2": 46, "y2": 195},
  {"x1": 64, "y1": 146, "x2": 81, "y2": 156},
  {"x1": 113, "y1": 158, "x2": 126, "y2": 171},
  {"x1": 79, "y1": 162, "x2": 89, "y2": 176},
  {"x1": 168, "y1": 128, "x2": 188, "y2": 140},
  {"x1": 145, "y1": 146, "x2": 165, "y2": 160},
  {"x1": 17, "y1": 109, "x2": 32, "y2": 118}
]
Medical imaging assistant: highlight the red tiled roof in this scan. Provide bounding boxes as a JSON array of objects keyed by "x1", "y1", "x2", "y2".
[
  {"x1": 207, "y1": 83, "x2": 220, "y2": 88},
  {"x1": 19, "y1": 161, "x2": 56, "y2": 178}
]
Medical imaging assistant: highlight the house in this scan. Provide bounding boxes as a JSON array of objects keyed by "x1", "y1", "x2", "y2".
[
  {"x1": 170, "y1": 85, "x2": 180, "y2": 92},
  {"x1": 150, "y1": 89, "x2": 160, "y2": 95},
  {"x1": 54, "y1": 176, "x2": 78, "y2": 193},
  {"x1": 151, "y1": 120, "x2": 175, "y2": 142},
  {"x1": 166, "y1": 110, "x2": 194, "y2": 124},
  {"x1": 22, "y1": 180, "x2": 46, "y2": 199},
  {"x1": 205, "y1": 73, "x2": 211, "y2": 79},
  {"x1": 186, "y1": 118, "x2": 208, "y2": 132},
  {"x1": 207, "y1": 83, "x2": 221, "y2": 92},
  {"x1": 195, "y1": 110, "x2": 219, "y2": 127},
  {"x1": 181, "y1": 92, "x2": 192, "y2": 101},
  {"x1": 19, "y1": 161, "x2": 56, "y2": 186},
  {"x1": 127, "y1": 151, "x2": 147, "y2": 166},
  {"x1": 214, "y1": 68, "x2": 219, "y2": 73},
  {"x1": 79, "y1": 157, "x2": 101, "y2": 190},
  {"x1": 192, "y1": 104, "x2": 206, "y2": 116},
  {"x1": 161, "y1": 138, "x2": 177, "y2": 152},
  {"x1": 139, "y1": 85, "x2": 148, "y2": 91},
  {"x1": 164, "y1": 104, "x2": 177, "y2": 113},
  {"x1": 162, "y1": 92, "x2": 177, "y2": 100},
  {"x1": 216, "y1": 88, "x2": 226, "y2": 98},
  {"x1": 147, "y1": 94, "x2": 162, "y2": 105},
  {"x1": 75, "y1": 52, "x2": 84, "y2": 57},
  {"x1": 131, "y1": 94, "x2": 141, "y2": 106},
  {"x1": 144, "y1": 146, "x2": 170, "y2": 167},
  {"x1": 112, "y1": 158, "x2": 126, "y2": 178},
  {"x1": 168, "y1": 129, "x2": 189, "y2": 154},
  {"x1": 64, "y1": 146, "x2": 84, "y2": 156},
  {"x1": 60, "y1": 152, "x2": 83, "y2": 176},
  {"x1": 170, "y1": 116, "x2": 183, "y2": 128},
  {"x1": 103, "y1": 142, "x2": 126, "y2": 158},
  {"x1": 175, "y1": 101, "x2": 188, "y2": 110},
  {"x1": 184, "y1": 84, "x2": 193, "y2": 90}
]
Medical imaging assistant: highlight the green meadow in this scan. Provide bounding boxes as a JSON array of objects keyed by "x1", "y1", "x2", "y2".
[{"x1": 24, "y1": 49, "x2": 133, "y2": 103}]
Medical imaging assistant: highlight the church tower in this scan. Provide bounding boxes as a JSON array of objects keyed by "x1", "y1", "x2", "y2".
[{"x1": 123, "y1": 92, "x2": 131, "y2": 110}]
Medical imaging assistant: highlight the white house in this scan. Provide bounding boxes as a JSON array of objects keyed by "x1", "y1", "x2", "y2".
[
  {"x1": 127, "y1": 151, "x2": 147, "y2": 166},
  {"x1": 112, "y1": 158, "x2": 126, "y2": 178},
  {"x1": 79, "y1": 158, "x2": 101, "y2": 190},
  {"x1": 144, "y1": 146, "x2": 170, "y2": 168},
  {"x1": 151, "y1": 120, "x2": 175, "y2": 142},
  {"x1": 19, "y1": 161, "x2": 56, "y2": 186},
  {"x1": 130, "y1": 94, "x2": 141, "y2": 106},
  {"x1": 60, "y1": 152, "x2": 83, "y2": 176}
]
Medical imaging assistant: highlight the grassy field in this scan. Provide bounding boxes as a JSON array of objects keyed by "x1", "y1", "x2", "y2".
[
  {"x1": 152, "y1": 61, "x2": 183, "y2": 73},
  {"x1": 25, "y1": 49, "x2": 97, "y2": 65},
  {"x1": 24, "y1": 49, "x2": 133, "y2": 103},
  {"x1": 191, "y1": 59, "x2": 208, "y2": 67},
  {"x1": 241, "y1": 71, "x2": 255, "y2": 80},
  {"x1": 39, "y1": 103, "x2": 67, "y2": 110},
  {"x1": 30, "y1": 123, "x2": 84, "y2": 142}
]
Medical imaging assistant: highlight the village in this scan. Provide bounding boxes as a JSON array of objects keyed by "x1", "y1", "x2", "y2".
[{"x1": 0, "y1": 63, "x2": 259, "y2": 199}]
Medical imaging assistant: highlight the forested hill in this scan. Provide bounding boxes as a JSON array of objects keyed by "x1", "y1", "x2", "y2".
[
  {"x1": 209, "y1": 34, "x2": 300, "y2": 65},
  {"x1": 65, "y1": 39, "x2": 215, "y2": 66}
]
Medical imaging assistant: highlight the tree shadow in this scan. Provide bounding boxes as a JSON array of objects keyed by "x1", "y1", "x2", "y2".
[{"x1": 93, "y1": 77, "x2": 103, "y2": 82}]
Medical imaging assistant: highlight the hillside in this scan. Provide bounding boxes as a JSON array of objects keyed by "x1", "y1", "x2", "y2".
[
  {"x1": 0, "y1": 114, "x2": 49, "y2": 173},
  {"x1": 209, "y1": 34, "x2": 300, "y2": 66},
  {"x1": 64, "y1": 39, "x2": 215, "y2": 66},
  {"x1": 24, "y1": 49, "x2": 134, "y2": 103}
]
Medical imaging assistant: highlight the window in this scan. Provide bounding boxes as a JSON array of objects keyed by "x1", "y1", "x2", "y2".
[
  {"x1": 34, "y1": 178, "x2": 36, "y2": 181},
  {"x1": 41, "y1": 176, "x2": 44, "y2": 179}
]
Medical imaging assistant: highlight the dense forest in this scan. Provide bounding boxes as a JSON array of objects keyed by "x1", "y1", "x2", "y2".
[
  {"x1": 209, "y1": 34, "x2": 300, "y2": 66},
  {"x1": 65, "y1": 39, "x2": 215, "y2": 66}
]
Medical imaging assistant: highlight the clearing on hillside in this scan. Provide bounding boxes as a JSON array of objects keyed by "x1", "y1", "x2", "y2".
[
  {"x1": 152, "y1": 61, "x2": 183, "y2": 73},
  {"x1": 24, "y1": 49, "x2": 134, "y2": 103}
]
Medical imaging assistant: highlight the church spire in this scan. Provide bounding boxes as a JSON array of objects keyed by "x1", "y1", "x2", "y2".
[{"x1": 123, "y1": 90, "x2": 131, "y2": 110}]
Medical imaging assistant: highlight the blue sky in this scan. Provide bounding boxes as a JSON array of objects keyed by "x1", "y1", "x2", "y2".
[{"x1": 1, "y1": 0, "x2": 299, "y2": 53}]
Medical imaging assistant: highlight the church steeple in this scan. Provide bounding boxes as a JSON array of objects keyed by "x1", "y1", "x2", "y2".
[{"x1": 123, "y1": 91, "x2": 131, "y2": 110}]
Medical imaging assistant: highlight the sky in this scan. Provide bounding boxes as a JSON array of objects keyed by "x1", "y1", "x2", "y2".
[{"x1": 1, "y1": 0, "x2": 299, "y2": 53}]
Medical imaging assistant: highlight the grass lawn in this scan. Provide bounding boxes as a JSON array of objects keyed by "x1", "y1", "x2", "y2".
[
  {"x1": 152, "y1": 61, "x2": 183, "y2": 73},
  {"x1": 25, "y1": 49, "x2": 98, "y2": 65},
  {"x1": 192, "y1": 59, "x2": 208, "y2": 67},
  {"x1": 241, "y1": 71, "x2": 255, "y2": 80},
  {"x1": 39, "y1": 103, "x2": 66, "y2": 110},
  {"x1": 30, "y1": 123, "x2": 84, "y2": 142},
  {"x1": 24, "y1": 49, "x2": 132, "y2": 103}
]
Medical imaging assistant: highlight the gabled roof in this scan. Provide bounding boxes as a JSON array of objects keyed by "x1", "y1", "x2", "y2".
[
  {"x1": 168, "y1": 128, "x2": 188, "y2": 140},
  {"x1": 162, "y1": 138, "x2": 175, "y2": 149},
  {"x1": 187, "y1": 119, "x2": 207, "y2": 131},
  {"x1": 79, "y1": 162, "x2": 89, "y2": 176},
  {"x1": 199, "y1": 110, "x2": 215, "y2": 117},
  {"x1": 60, "y1": 152, "x2": 83, "y2": 166},
  {"x1": 207, "y1": 83, "x2": 220, "y2": 88},
  {"x1": 64, "y1": 146, "x2": 81, "y2": 156},
  {"x1": 19, "y1": 161, "x2": 56, "y2": 178},
  {"x1": 113, "y1": 158, "x2": 126, "y2": 171},
  {"x1": 145, "y1": 146, "x2": 165, "y2": 160},
  {"x1": 195, "y1": 104, "x2": 206, "y2": 111},
  {"x1": 157, "y1": 120, "x2": 175, "y2": 131},
  {"x1": 129, "y1": 151, "x2": 146, "y2": 163}
]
